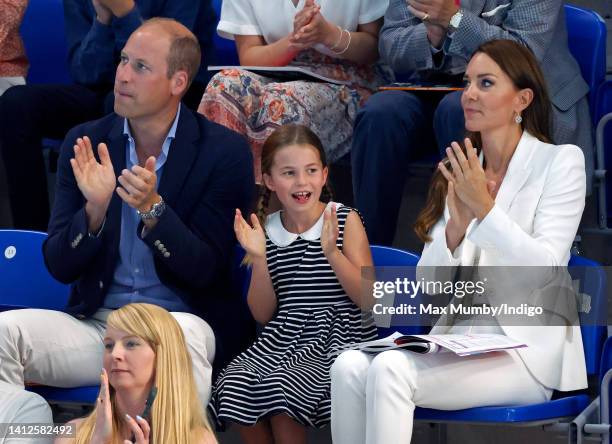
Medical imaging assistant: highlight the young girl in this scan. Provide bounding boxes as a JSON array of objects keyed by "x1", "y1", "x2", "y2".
[{"x1": 209, "y1": 124, "x2": 377, "y2": 444}]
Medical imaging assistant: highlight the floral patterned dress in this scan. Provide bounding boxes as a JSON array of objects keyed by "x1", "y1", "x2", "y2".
[
  {"x1": 198, "y1": 50, "x2": 393, "y2": 181},
  {"x1": 0, "y1": 0, "x2": 29, "y2": 78}
]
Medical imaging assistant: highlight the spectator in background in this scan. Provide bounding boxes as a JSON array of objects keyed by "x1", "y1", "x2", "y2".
[
  {"x1": 0, "y1": 381, "x2": 53, "y2": 444},
  {"x1": 0, "y1": 0, "x2": 28, "y2": 95},
  {"x1": 0, "y1": 0, "x2": 217, "y2": 232},
  {"x1": 198, "y1": 0, "x2": 393, "y2": 181},
  {"x1": 352, "y1": 0, "x2": 593, "y2": 246}
]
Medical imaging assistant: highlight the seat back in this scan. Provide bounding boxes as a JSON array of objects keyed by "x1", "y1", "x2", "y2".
[
  {"x1": 370, "y1": 246, "x2": 425, "y2": 336},
  {"x1": 0, "y1": 230, "x2": 70, "y2": 311},
  {"x1": 370, "y1": 245, "x2": 420, "y2": 267},
  {"x1": 568, "y1": 254, "x2": 608, "y2": 377},
  {"x1": 594, "y1": 80, "x2": 612, "y2": 225},
  {"x1": 211, "y1": 0, "x2": 240, "y2": 66},
  {"x1": 564, "y1": 4, "x2": 607, "y2": 118},
  {"x1": 20, "y1": 0, "x2": 71, "y2": 84},
  {"x1": 233, "y1": 244, "x2": 251, "y2": 300}
]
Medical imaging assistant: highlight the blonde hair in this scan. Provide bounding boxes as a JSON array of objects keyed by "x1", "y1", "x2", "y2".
[{"x1": 74, "y1": 303, "x2": 212, "y2": 444}]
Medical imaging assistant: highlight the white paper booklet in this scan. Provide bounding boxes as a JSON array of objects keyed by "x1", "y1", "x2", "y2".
[
  {"x1": 334, "y1": 332, "x2": 527, "y2": 357},
  {"x1": 207, "y1": 65, "x2": 350, "y2": 85}
]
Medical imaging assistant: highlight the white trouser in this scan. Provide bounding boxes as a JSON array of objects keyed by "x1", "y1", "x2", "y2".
[
  {"x1": 0, "y1": 381, "x2": 53, "y2": 444},
  {"x1": 0, "y1": 77, "x2": 25, "y2": 96},
  {"x1": 0, "y1": 308, "x2": 215, "y2": 407},
  {"x1": 331, "y1": 349, "x2": 552, "y2": 444}
]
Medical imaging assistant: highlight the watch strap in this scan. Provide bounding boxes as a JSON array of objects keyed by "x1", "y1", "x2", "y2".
[{"x1": 137, "y1": 197, "x2": 166, "y2": 220}]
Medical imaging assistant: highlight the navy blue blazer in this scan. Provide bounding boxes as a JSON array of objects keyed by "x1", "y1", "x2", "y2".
[{"x1": 43, "y1": 106, "x2": 256, "y2": 369}]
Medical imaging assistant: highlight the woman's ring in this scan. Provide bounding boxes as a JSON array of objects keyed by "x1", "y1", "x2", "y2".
[{"x1": 423, "y1": 13, "x2": 430, "y2": 21}]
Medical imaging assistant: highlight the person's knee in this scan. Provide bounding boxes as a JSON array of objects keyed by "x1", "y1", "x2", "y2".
[
  {"x1": 331, "y1": 350, "x2": 370, "y2": 388},
  {"x1": 434, "y1": 91, "x2": 462, "y2": 125},
  {"x1": 204, "y1": 72, "x2": 241, "y2": 98},
  {"x1": 0, "y1": 313, "x2": 23, "y2": 356},
  {"x1": 0, "y1": 85, "x2": 36, "y2": 119},
  {"x1": 171, "y1": 312, "x2": 216, "y2": 363},
  {"x1": 368, "y1": 350, "x2": 417, "y2": 394}
]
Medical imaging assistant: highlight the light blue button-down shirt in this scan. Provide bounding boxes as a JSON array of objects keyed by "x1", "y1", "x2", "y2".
[{"x1": 104, "y1": 105, "x2": 191, "y2": 312}]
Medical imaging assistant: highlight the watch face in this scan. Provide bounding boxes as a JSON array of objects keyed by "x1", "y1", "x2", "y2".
[{"x1": 450, "y1": 10, "x2": 463, "y2": 28}]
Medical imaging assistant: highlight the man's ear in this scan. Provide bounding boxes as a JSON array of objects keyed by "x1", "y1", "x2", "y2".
[{"x1": 171, "y1": 70, "x2": 189, "y2": 97}]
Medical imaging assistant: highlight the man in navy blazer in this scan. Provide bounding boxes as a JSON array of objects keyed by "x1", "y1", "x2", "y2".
[{"x1": 0, "y1": 19, "x2": 255, "y2": 406}]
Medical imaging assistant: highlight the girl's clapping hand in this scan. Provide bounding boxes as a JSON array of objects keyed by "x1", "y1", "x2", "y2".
[
  {"x1": 234, "y1": 209, "x2": 266, "y2": 260},
  {"x1": 321, "y1": 204, "x2": 340, "y2": 258}
]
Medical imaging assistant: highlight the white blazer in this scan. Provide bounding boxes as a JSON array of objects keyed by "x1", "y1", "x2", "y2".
[{"x1": 418, "y1": 131, "x2": 587, "y2": 391}]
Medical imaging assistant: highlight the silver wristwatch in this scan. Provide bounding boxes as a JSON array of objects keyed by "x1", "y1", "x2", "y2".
[
  {"x1": 448, "y1": 9, "x2": 464, "y2": 32},
  {"x1": 137, "y1": 197, "x2": 166, "y2": 220}
]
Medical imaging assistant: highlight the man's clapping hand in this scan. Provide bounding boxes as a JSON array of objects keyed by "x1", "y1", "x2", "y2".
[
  {"x1": 116, "y1": 156, "x2": 161, "y2": 215},
  {"x1": 70, "y1": 136, "x2": 116, "y2": 232}
]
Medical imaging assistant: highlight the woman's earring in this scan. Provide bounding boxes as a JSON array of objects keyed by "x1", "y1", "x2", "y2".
[{"x1": 514, "y1": 113, "x2": 523, "y2": 124}]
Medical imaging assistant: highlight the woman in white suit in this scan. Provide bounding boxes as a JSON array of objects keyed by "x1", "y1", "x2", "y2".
[{"x1": 330, "y1": 39, "x2": 587, "y2": 444}]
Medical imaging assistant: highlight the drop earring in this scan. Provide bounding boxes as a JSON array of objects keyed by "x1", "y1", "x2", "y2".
[{"x1": 514, "y1": 113, "x2": 523, "y2": 124}]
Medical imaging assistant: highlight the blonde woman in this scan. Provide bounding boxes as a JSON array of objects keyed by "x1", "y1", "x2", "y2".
[{"x1": 55, "y1": 303, "x2": 216, "y2": 444}]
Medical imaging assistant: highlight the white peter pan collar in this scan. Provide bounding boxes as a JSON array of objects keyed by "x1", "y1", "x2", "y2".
[{"x1": 265, "y1": 202, "x2": 343, "y2": 247}]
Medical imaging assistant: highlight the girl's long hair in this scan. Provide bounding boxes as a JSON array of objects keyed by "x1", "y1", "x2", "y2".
[
  {"x1": 74, "y1": 303, "x2": 212, "y2": 444},
  {"x1": 414, "y1": 39, "x2": 553, "y2": 242}
]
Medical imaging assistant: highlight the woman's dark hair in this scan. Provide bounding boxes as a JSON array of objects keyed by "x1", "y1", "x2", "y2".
[
  {"x1": 256, "y1": 124, "x2": 332, "y2": 227},
  {"x1": 414, "y1": 39, "x2": 553, "y2": 242}
]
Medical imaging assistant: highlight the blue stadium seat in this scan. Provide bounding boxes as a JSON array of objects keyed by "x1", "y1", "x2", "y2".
[
  {"x1": 28, "y1": 385, "x2": 100, "y2": 405},
  {"x1": 211, "y1": 0, "x2": 240, "y2": 66},
  {"x1": 19, "y1": 0, "x2": 71, "y2": 84},
  {"x1": 233, "y1": 244, "x2": 252, "y2": 301},
  {"x1": 370, "y1": 245, "x2": 420, "y2": 267},
  {"x1": 0, "y1": 230, "x2": 69, "y2": 311},
  {"x1": 370, "y1": 245, "x2": 426, "y2": 337},
  {"x1": 565, "y1": 4, "x2": 607, "y2": 120},
  {"x1": 591, "y1": 81, "x2": 612, "y2": 233},
  {"x1": 0, "y1": 230, "x2": 98, "y2": 403}
]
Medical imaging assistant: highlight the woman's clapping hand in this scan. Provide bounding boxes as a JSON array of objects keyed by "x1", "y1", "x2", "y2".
[
  {"x1": 290, "y1": 0, "x2": 338, "y2": 50},
  {"x1": 438, "y1": 139, "x2": 495, "y2": 221}
]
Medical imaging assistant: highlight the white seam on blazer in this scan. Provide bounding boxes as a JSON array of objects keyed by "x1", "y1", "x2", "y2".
[{"x1": 481, "y1": 3, "x2": 511, "y2": 17}]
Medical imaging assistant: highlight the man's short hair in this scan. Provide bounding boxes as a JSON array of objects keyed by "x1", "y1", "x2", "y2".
[{"x1": 141, "y1": 18, "x2": 202, "y2": 88}]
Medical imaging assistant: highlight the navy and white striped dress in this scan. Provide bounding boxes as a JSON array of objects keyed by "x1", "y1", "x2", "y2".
[{"x1": 209, "y1": 203, "x2": 377, "y2": 428}]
